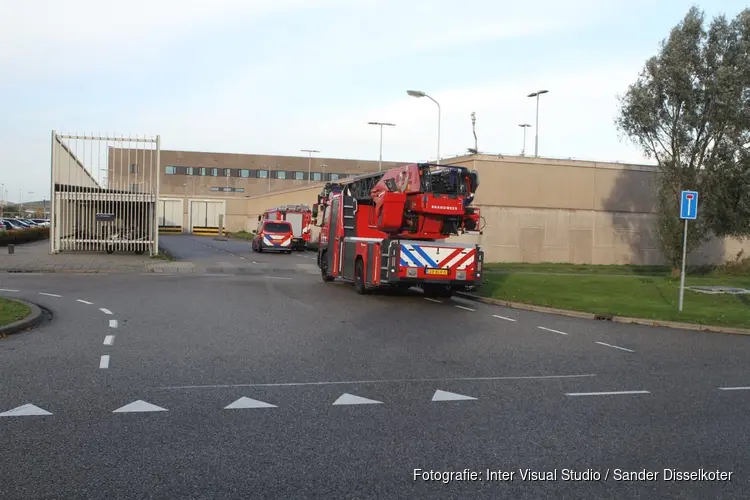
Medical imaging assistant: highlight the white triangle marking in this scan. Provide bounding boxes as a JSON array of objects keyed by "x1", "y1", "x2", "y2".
[
  {"x1": 0, "y1": 403, "x2": 53, "y2": 416},
  {"x1": 432, "y1": 390, "x2": 477, "y2": 402},
  {"x1": 224, "y1": 397, "x2": 277, "y2": 409},
  {"x1": 113, "y1": 400, "x2": 168, "y2": 413},
  {"x1": 332, "y1": 393, "x2": 383, "y2": 406}
]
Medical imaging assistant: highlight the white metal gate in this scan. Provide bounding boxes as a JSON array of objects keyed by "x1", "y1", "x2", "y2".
[{"x1": 50, "y1": 131, "x2": 160, "y2": 255}]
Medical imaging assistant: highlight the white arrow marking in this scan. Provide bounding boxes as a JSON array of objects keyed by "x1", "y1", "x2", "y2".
[
  {"x1": 224, "y1": 397, "x2": 277, "y2": 409},
  {"x1": 332, "y1": 393, "x2": 383, "y2": 406},
  {"x1": 113, "y1": 400, "x2": 168, "y2": 413},
  {"x1": 0, "y1": 403, "x2": 53, "y2": 417},
  {"x1": 432, "y1": 390, "x2": 477, "y2": 402}
]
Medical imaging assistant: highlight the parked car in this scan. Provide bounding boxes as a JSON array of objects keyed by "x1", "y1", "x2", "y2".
[{"x1": 251, "y1": 220, "x2": 294, "y2": 254}]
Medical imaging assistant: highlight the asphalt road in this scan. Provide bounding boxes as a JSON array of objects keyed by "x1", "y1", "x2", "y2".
[{"x1": 2, "y1": 236, "x2": 750, "y2": 499}]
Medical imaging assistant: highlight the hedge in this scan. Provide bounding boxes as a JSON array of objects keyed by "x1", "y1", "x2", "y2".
[{"x1": 0, "y1": 227, "x2": 50, "y2": 246}]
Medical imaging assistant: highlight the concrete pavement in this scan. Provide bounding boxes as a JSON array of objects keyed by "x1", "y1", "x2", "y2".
[{"x1": 1, "y1": 248, "x2": 750, "y2": 499}]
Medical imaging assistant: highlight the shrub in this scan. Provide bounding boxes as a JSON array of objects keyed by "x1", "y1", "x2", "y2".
[{"x1": 0, "y1": 227, "x2": 50, "y2": 246}]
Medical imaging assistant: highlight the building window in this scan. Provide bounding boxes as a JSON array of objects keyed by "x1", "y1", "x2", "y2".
[
  {"x1": 236, "y1": 188, "x2": 245, "y2": 193},
  {"x1": 210, "y1": 168, "x2": 218, "y2": 176},
  {"x1": 257, "y1": 170, "x2": 268, "y2": 179},
  {"x1": 329, "y1": 173, "x2": 340, "y2": 181},
  {"x1": 186, "y1": 167, "x2": 194, "y2": 175},
  {"x1": 129, "y1": 164, "x2": 138, "y2": 174},
  {"x1": 224, "y1": 168, "x2": 231, "y2": 177},
  {"x1": 199, "y1": 167, "x2": 206, "y2": 176},
  {"x1": 240, "y1": 169, "x2": 250, "y2": 178},
  {"x1": 130, "y1": 183, "x2": 140, "y2": 192},
  {"x1": 311, "y1": 172, "x2": 322, "y2": 181},
  {"x1": 294, "y1": 171, "x2": 304, "y2": 180},
  {"x1": 210, "y1": 187, "x2": 220, "y2": 192},
  {"x1": 165, "y1": 166, "x2": 177, "y2": 174},
  {"x1": 276, "y1": 171, "x2": 287, "y2": 180}
]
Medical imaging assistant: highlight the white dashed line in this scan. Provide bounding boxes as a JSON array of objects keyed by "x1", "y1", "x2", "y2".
[
  {"x1": 538, "y1": 326, "x2": 569, "y2": 335},
  {"x1": 100, "y1": 308, "x2": 113, "y2": 315},
  {"x1": 0, "y1": 288, "x2": 20, "y2": 292},
  {"x1": 103, "y1": 335, "x2": 115, "y2": 345},
  {"x1": 596, "y1": 341, "x2": 635, "y2": 353},
  {"x1": 268, "y1": 276, "x2": 293, "y2": 280},
  {"x1": 77, "y1": 299, "x2": 94, "y2": 305},
  {"x1": 239, "y1": 256, "x2": 246, "y2": 260},
  {"x1": 109, "y1": 319, "x2": 118, "y2": 328},
  {"x1": 99, "y1": 355, "x2": 110, "y2": 369},
  {"x1": 38, "y1": 292, "x2": 62, "y2": 298},
  {"x1": 719, "y1": 387, "x2": 750, "y2": 391},
  {"x1": 424, "y1": 298, "x2": 442, "y2": 303},
  {"x1": 455, "y1": 305, "x2": 476, "y2": 312},
  {"x1": 566, "y1": 390, "x2": 650, "y2": 397},
  {"x1": 493, "y1": 314, "x2": 517, "y2": 322}
]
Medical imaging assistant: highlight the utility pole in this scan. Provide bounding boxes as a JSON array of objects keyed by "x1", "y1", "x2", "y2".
[
  {"x1": 301, "y1": 149, "x2": 320, "y2": 184},
  {"x1": 527, "y1": 89, "x2": 549, "y2": 157},
  {"x1": 367, "y1": 122, "x2": 396, "y2": 172},
  {"x1": 518, "y1": 124, "x2": 531, "y2": 156}
]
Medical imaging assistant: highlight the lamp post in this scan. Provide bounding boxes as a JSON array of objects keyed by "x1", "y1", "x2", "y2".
[
  {"x1": 527, "y1": 89, "x2": 549, "y2": 157},
  {"x1": 301, "y1": 149, "x2": 320, "y2": 184},
  {"x1": 518, "y1": 123, "x2": 531, "y2": 156},
  {"x1": 367, "y1": 121, "x2": 396, "y2": 172},
  {"x1": 407, "y1": 90, "x2": 441, "y2": 164}
]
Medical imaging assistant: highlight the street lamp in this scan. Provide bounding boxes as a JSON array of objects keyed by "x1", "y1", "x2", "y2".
[
  {"x1": 527, "y1": 89, "x2": 549, "y2": 157},
  {"x1": 407, "y1": 89, "x2": 441, "y2": 164},
  {"x1": 367, "y1": 121, "x2": 396, "y2": 172},
  {"x1": 518, "y1": 124, "x2": 531, "y2": 156},
  {"x1": 301, "y1": 149, "x2": 320, "y2": 184}
]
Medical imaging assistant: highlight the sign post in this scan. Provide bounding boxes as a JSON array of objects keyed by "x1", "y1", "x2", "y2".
[{"x1": 678, "y1": 190, "x2": 699, "y2": 312}]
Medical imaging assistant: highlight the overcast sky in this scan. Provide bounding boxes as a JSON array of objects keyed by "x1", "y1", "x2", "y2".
[{"x1": 1, "y1": 0, "x2": 743, "y2": 202}]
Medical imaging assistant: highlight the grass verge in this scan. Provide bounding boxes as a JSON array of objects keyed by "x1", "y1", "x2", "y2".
[
  {"x1": 228, "y1": 230, "x2": 255, "y2": 241},
  {"x1": 478, "y1": 272, "x2": 750, "y2": 329},
  {"x1": 0, "y1": 297, "x2": 32, "y2": 327}
]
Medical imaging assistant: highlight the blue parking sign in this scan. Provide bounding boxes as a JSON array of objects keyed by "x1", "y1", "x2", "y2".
[{"x1": 680, "y1": 191, "x2": 698, "y2": 220}]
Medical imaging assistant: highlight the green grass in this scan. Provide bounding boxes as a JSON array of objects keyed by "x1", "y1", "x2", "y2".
[
  {"x1": 229, "y1": 230, "x2": 255, "y2": 241},
  {"x1": 0, "y1": 297, "x2": 32, "y2": 327},
  {"x1": 150, "y1": 251, "x2": 174, "y2": 261},
  {"x1": 478, "y1": 272, "x2": 750, "y2": 329}
]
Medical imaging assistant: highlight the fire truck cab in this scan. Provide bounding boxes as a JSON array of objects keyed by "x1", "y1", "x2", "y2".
[{"x1": 258, "y1": 204, "x2": 313, "y2": 251}]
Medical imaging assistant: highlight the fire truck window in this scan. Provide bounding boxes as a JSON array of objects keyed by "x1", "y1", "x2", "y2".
[
  {"x1": 263, "y1": 222, "x2": 292, "y2": 233},
  {"x1": 322, "y1": 204, "x2": 331, "y2": 225}
]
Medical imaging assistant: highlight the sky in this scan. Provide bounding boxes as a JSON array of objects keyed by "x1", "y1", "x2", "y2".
[{"x1": 1, "y1": 0, "x2": 745, "y2": 203}]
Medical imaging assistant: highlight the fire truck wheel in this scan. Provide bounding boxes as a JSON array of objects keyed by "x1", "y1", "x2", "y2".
[
  {"x1": 354, "y1": 258, "x2": 369, "y2": 295},
  {"x1": 320, "y1": 252, "x2": 335, "y2": 282}
]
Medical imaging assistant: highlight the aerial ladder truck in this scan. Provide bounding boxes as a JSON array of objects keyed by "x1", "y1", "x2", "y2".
[{"x1": 312, "y1": 162, "x2": 484, "y2": 298}]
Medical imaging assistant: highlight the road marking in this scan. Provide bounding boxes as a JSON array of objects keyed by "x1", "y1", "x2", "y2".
[
  {"x1": 565, "y1": 390, "x2": 650, "y2": 397},
  {"x1": 239, "y1": 256, "x2": 246, "y2": 260},
  {"x1": 719, "y1": 387, "x2": 750, "y2": 391},
  {"x1": 538, "y1": 326, "x2": 569, "y2": 335},
  {"x1": 103, "y1": 335, "x2": 115, "y2": 345},
  {"x1": 113, "y1": 400, "x2": 168, "y2": 413},
  {"x1": 333, "y1": 393, "x2": 383, "y2": 406},
  {"x1": 77, "y1": 299, "x2": 93, "y2": 305},
  {"x1": 432, "y1": 390, "x2": 477, "y2": 402},
  {"x1": 159, "y1": 374, "x2": 597, "y2": 390},
  {"x1": 493, "y1": 314, "x2": 517, "y2": 322},
  {"x1": 224, "y1": 397, "x2": 277, "y2": 409},
  {"x1": 0, "y1": 404, "x2": 53, "y2": 417},
  {"x1": 99, "y1": 355, "x2": 110, "y2": 369},
  {"x1": 0, "y1": 288, "x2": 20, "y2": 292},
  {"x1": 100, "y1": 308, "x2": 113, "y2": 315},
  {"x1": 38, "y1": 292, "x2": 61, "y2": 297},
  {"x1": 455, "y1": 305, "x2": 475, "y2": 312},
  {"x1": 268, "y1": 276, "x2": 293, "y2": 280},
  {"x1": 424, "y1": 298, "x2": 442, "y2": 303},
  {"x1": 596, "y1": 341, "x2": 635, "y2": 353},
  {"x1": 109, "y1": 319, "x2": 118, "y2": 328}
]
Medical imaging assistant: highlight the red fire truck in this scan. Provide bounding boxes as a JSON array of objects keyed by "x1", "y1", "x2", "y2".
[
  {"x1": 312, "y1": 162, "x2": 484, "y2": 298},
  {"x1": 258, "y1": 204, "x2": 313, "y2": 251}
]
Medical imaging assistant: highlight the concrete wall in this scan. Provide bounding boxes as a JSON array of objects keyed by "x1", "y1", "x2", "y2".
[
  {"x1": 53, "y1": 136, "x2": 100, "y2": 188},
  {"x1": 171, "y1": 153, "x2": 750, "y2": 265}
]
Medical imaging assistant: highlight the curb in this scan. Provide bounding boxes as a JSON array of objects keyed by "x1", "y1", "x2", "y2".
[
  {"x1": 454, "y1": 292, "x2": 750, "y2": 336},
  {"x1": 0, "y1": 298, "x2": 44, "y2": 336}
]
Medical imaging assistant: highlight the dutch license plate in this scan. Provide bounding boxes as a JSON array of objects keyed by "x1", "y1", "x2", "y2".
[{"x1": 425, "y1": 268, "x2": 449, "y2": 276}]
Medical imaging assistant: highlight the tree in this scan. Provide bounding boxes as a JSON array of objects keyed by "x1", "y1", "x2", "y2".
[{"x1": 616, "y1": 5, "x2": 750, "y2": 269}]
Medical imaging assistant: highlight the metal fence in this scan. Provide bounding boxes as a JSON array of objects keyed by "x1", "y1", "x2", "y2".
[{"x1": 50, "y1": 131, "x2": 160, "y2": 255}]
